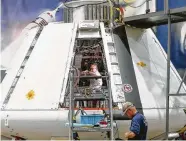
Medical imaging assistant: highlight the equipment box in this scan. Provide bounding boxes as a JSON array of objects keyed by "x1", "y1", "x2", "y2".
[{"x1": 80, "y1": 114, "x2": 104, "y2": 125}]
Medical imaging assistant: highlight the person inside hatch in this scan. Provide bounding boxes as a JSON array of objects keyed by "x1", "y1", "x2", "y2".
[{"x1": 81, "y1": 63, "x2": 103, "y2": 93}]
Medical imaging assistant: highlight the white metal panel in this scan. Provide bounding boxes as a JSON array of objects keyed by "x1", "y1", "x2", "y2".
[
  {"x1": 1, "y1": 27, "x2": 40, "y2": 106},
  {"x1": 6, "y1": 23, "x2": 76, "y2": 109},
  {"x1": 126, "y1": 27, "x2": 186, "y2": 108},
  {"x1": 1, "y1": 27, "x2": 37, "y2": 68},
  {"x1": 1, "y1": 110, "x2": 69, "y2": 140}
]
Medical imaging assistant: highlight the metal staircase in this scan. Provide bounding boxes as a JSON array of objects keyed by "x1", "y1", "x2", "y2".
[{"x1": 100, "y1": 23, "x2": 125, "y2": 104}]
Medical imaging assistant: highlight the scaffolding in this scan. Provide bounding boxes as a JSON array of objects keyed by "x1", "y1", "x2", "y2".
[{"x1": 124, "y1": 0, "x2": 186, "y2": 139}]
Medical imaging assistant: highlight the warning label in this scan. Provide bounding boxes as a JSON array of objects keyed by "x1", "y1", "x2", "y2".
[{"x1": 123, "y1": 84, "x2": 133, "y2": 93}]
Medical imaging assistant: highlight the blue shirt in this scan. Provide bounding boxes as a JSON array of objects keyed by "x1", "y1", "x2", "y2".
[{"x1": 129, "y1": 112, "x2": 148, "y2": 140}]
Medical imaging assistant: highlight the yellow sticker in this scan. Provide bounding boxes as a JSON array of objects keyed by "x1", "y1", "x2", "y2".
[
  {"x1": 137, "y1": 61, "x2": 147, "y2": 67},
  {"x1": 73, "y1": 116, "x2": 76, "y2": 121},
  {"x1": 26, "y1": 90, "x2": 35, "y2": 100}
]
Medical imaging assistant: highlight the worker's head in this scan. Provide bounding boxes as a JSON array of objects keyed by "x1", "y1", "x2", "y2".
[
  {"x1": 90, "y1": 63, "x2": 98, "y2": 73},
  {"x1": 122, "y1": 101, "x2": 137, "y2": 118}
]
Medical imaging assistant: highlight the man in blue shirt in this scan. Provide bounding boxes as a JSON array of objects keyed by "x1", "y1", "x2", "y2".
[{"x1": 122, "y1": 101, "x2": 148, "y2": 140}]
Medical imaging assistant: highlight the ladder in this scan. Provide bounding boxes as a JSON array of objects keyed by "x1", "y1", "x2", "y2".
[
  {"x1": 1, "y1": 26, "x2": 44, "y2": 110},
  {"x1": 68, "y1": 20, "x2": 114, "y2": 140}
]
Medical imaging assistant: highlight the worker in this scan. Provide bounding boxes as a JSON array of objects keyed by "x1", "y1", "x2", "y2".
[
  {"x1": 81, "y1": 63, "x2": 103, "y2": 93},
  {"x1": 81, "y1": 63, "x2": 103, "y2": 107},
  {"x1": 122, "y1": 101, "x2": 148, "y2": 140}
]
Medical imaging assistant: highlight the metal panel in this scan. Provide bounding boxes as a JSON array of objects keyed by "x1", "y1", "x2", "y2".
[
  {"x1": 125, "y1": 26, "x2": 186, "y2": 108},
  {"x1": 6, "y1": 23, "x2": 76, "y2": 109},
  {"x1": 113, "y1": 26, "x2": 142, "y2": 111},
  {"x1": 1, "y1": 27, "x2": 40, "y2": 107},
  {"x1": 124, "y1": 7, "x2": 186, "y2": 28}
]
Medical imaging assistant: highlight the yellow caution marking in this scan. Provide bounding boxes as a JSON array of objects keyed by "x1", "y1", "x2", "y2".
[
  {"x1": 26, "y1": 90, "x2": 35, "y2": 100},
  {"x1": 137, "y1": 61, "x2": 147, "y2": 67}
]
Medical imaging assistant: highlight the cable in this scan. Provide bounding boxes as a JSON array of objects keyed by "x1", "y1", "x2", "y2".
[
  {"x1": 127, "y1": 0, "x2": 146, "y2": 8},
  {"x1": 123, "y1": 0, "x2": 136, "y2": 4},
  {"x1": 64, "y1": 0, "x2": 109, "y2": 9},
  {"x1": 114, "y1": 120, "x2": 120, "y2": 138}
]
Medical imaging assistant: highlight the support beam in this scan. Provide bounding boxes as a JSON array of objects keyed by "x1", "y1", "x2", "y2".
[
  {"x1": 69, "y1": 70, "x2": 74, "y2": 140},
  {"x1": 124, "y1": 7, "x2": 186, "y2": 28},
  {"x1": 146, "y1": 0, "x2": 150, "y2": 14},
  {"x1": 164, "y1": 0, "x2": 169, "y2": 14},
  {"x1": 165, "y1": 0, "x2": 170, "y2": 140},
  {"x1": 169, "y1": 93, "x2": 186, "y2": 96},
  {"x1": 176, "y1": 70, "x2": 186, "y2": 94}
]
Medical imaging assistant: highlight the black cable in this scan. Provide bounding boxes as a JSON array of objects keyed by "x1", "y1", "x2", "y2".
[
  {"x1": 64, "y1": 0, "x2": 109, "y2": 9},
  {"x1": 114, "y1": 120, "x2": 120, "y2": 138},
  {"x1": 128, "y1": 0, "x2": 146, "y2": 8}
]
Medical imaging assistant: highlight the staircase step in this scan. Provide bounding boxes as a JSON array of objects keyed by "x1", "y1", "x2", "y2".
[
  {"x1": 111, "y1": 62, "x2": 119, "y2": 65},
  {"x1": 72, "y1": 127, "x2": 111, "y2": 132},
  {"x1": 109, "y1": 52, "x2": 116, "y2": 55},
  {"x1": 75, "y1": 75, "x2": 108, "y2": 79},
  {"x1": 107, "y1": 42, "x2": 114, "y2": 46}
]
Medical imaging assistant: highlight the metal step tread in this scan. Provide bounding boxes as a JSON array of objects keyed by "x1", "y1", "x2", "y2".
[
  {"x1": 72, "y1": 127, "x2": 111, "y2": 132},
  {"x1": 109, "y1": 52, "x2": 116, "y2": 55},
  {"x1": 113, "y1": 73, "x2": 121, "y2": 75},
  {"x1": 111, "y1": 62, "x2": 119, "y2": 65},
  {"x1": 107, "y1": 42, "x2": 114, "y2": 46},
  {"x1": 75, "y1": 75, "x2": 108, "y2": 79},
  {"x1": 74, "y1": 95, "x2": 108, "y2": 100},
  {"x1": 76, "y1": 36, "x2": 102, "y2": 39}
]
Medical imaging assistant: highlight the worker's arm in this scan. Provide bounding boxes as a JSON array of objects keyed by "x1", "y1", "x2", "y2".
[
  {"x1": 88, "y1": 71, "x2": 97, "y2": 76},
  {"x1": 127, "y1": 119, "x2": 140, "y2": 139},
  {"x1": 124, "y1": 131, "x2": 136, "y2": 139}
]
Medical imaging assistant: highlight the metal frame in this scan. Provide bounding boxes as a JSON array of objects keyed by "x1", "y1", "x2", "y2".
[
  {"x1": 68, "y1": 22, "x2": 115, "y2": 140},
  {"x1": 124, "y1": 6, "x2": 186, "y2": 28},
  {"x1": 146, "y1": 0, "x2": 150, "y2": 14},
  {"x1": 123, "y1": 0, "x2": 186, "y2": 139},
  {"x1": 164, "y1": 0, "x2": 186, "y2": 139}
]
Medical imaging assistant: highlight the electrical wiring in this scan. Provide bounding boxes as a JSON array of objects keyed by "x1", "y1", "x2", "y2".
[{"x1": 64, "y1": 0, "x2": 108, "y2": 9}]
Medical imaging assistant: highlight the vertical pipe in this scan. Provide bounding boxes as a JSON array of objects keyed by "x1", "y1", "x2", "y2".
[
  {"x1": 69, "y1": 70, "x2": 74, "y2": 140},
  {"x1": 164, "y1": 0, "x2": 169, "y2": 14},
  {"x1": 87, "y1": 5, "x2": 89, "y2": 20},
  {"x1": 107, "y1": 5, "x2": 110, "y2": 21},
  {"x1": 97, "y1": 5, "x2": 100, "y2": 20},
  {"x1": 88, "y1": 5, "x2": 92, "y2": 20},
  {"x1": 146, "y1": 0, "x2": 150, "y2": 13},
  {"x1": 165, "y1": 0, "x2": 171, "y2": 139},
  {"x1": 68, "y1": 9, "x2": 70, "y2": 23},
  {"x1": 93, "y1": 5, "x2": 96, "y2": 20},
  {"x1": 101, "y1": 5, "x2": 103, "y2": 21},
  {"x1": 85, "y1": 5, "x2": 88, "y2": 20}
]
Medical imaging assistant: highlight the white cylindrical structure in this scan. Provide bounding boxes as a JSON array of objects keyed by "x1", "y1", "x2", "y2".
[{"x1": 63, "y1": 0, "x2": 111, "y2": 23}]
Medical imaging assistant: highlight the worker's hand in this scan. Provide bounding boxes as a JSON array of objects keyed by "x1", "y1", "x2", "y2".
[
  {"x1": 124, "y1": 131, "x2": 136, "y2": 139},
  {"x1": 124, "y1": 132, "x2": 129, "y2": 139},
  {"x1": 88, "y1": 71, "x2": 95, "y2": 75},
  {"x1": 81, "y1": 70, "x2": 88, "y2": 75}
]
